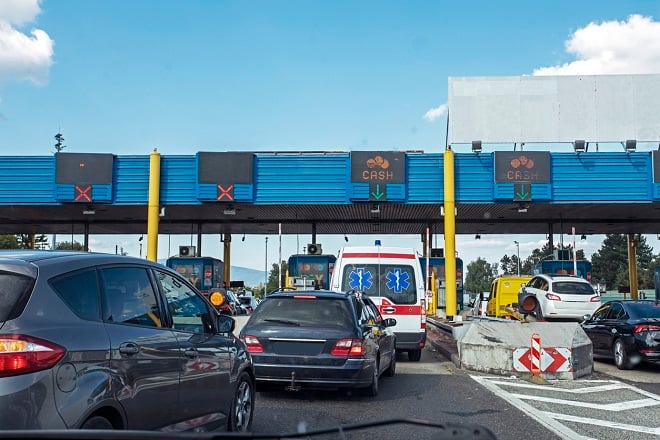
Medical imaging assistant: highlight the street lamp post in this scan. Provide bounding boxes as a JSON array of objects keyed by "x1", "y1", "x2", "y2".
[
  {"x1": 264, "y1": 237, "x2": 269, "y2": 294},
  {"x1": 514, "y1": 240, "x2": 520, "y2": 276}
]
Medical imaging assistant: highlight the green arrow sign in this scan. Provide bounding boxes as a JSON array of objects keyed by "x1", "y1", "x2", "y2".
[
  {"x1": 513, "y1": 182, "x2": 531, "y2": 202},
  {"x1": 370, "y1": 183, "x2": 386, "y2": 201}
]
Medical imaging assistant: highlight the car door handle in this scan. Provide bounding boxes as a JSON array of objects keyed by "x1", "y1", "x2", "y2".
[
  {"x1": 382, "y1": 307, "x2": 395, "y2": 313},
  {"x1": 119, "y1": 342, "x2": 140, "y2": 355},
  {"x1": 184, "y1": 348, "x2": 199, "y2": 358}
]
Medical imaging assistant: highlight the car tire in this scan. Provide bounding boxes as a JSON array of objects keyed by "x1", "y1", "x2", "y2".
[
  {"x1": 384, "y1": 350, "x2": 396, "y2": 377},
  {"x1": 364, "y1": 361, "x2": 379, "y2": 397},
  {"x1": 613, "y1": 339, "x2": 632, "y2": 370},
  {"x1": 408, "y1": 349, "x2": 422, "y2": 362},
  {"x1": 80, "y1": 416, "x2": 113, "y2": 429},
  {"x1": 228, "y1": 372, "x2": 254, "y2": 432},
  {"x1": 535, "y1": 306, "x2": 544, "y2": 321}
]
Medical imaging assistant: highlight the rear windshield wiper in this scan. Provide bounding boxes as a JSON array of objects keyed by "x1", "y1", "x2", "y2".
[{"x1": 262, "y1": 318, "x2": 301, "y2": 326}]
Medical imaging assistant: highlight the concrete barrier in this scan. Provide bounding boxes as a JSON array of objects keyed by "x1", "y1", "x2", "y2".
[{"x1": 455, "y1": 320, "x2": 593, "y2": 380}]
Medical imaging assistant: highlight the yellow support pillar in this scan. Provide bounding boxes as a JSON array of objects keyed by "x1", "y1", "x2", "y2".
[
  {"x1": 627, "y1": 234, "x2": 639, "y2": 300},
  {"x1": 443, "y1": 147, "x2": 457, "y2": 319},
  {"x1": 146, "y1": 148, "x2": 160, "y2": 262}
]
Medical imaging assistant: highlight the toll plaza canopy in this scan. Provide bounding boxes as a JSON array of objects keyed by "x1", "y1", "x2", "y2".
[
  {"x1": 0, "y1": 148, "x2": 658, "y2": 237},
  {"x1": 2, "y1": 74, "x2": 660, "y2": 238}
]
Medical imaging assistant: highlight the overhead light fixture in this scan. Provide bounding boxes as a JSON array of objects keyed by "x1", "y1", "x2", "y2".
[
  {"x1": 471, "y1": 140, "x2": 482, "y2": 154},
  {"x1": 82, "y1": 206, "x2": 95, "y2": 215},
  {"x1": 475, "y1": 234, "x2": 481, "y2": 240},
  {"x1": 370, "y1": 205, "x2": 380, "y2": 218},
  {"x1": 580, "y1": 234, "x2": 587, "y2": 240},
  {"x1": 573, "y1": 140, "x2": 586, "y2": 153},
  {"x1": 517, "y1": 204, "x2": 528, "y2": 213},
  {"x1": 624, "y1": 139, "x2": 636, "y2": 153},
  {"x1": 344, "y1": 234, "x2": 349, "y2": 242},
  {"x1": 223, "y1": 208, "x2": 236, "y2": 215},
  {"x1": 241, "y1": 234, "x2": 245, "y2": 242}
]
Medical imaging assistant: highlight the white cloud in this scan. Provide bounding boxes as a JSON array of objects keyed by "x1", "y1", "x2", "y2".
[
  {"x1": 534, "y1": 14, "x2": 660, "y2": 76},
  {"x1": 422, "y1": 103, "x2": 447, "y2": 122},
  {"x1": 0, "y1": 0, "x2": 53, "y2": 86}
]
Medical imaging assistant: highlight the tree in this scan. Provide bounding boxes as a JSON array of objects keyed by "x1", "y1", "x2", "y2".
[
  {"x1": 465, "y1": 258, "x2": 497, "y2": 294},
  {"x1": 591, "y1": 234, "x2": 656, "y2": 290},
  {"x1": 0, "y1": 235, "x2": 19, "y2": 249},
  {"x1": 266, "y1": 261, "x2": 288, "y2": 293},
  {"x1": 55, "y1": 241, "x2": 85, "y2": 251},
  {"x1": 499, "y1": 254, "x2": 519, "y2": 275}
]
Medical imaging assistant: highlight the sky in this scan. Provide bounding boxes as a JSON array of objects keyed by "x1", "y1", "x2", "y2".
[{"x1": 1, "y1": 0, "x2": 660, "y2": 275}]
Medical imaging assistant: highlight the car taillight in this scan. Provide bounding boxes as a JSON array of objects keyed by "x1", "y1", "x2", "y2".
[
  {"x1": 590, "y1": 296, "x2": 601, "y2": 302},
  {"x1": 546, "y1": 293, "x2": 561, "y2": 301},
  {"x1": 331, "y1": 338, "x2": 365, "y2": 357},
  {"x1": 240, "y1": 335, "x2": 263, "y2": 353},
  {"x1": 0, "y1": 335, "x2": 66, "y2": 378},
  {"x1": 634, "y1": 324, "x2": 660, "y2": 334}
]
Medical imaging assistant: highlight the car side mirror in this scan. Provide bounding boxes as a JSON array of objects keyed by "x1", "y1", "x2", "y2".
[
  {"x1": 383, "y1": 318, "x2": 397, "y2": 327},
  {"x1": 216, "y1": 314, "x2": 235, "y2": 333}
]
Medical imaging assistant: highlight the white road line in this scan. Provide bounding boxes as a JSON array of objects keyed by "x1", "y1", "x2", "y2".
[
  {"x1": 487, "y1": 380, "x2": 628, "y2": 394},
  {"x1": 546, "y1": 412, "x2": 660, "y2": 436},
  {"x1": 471, "y1": 376, "x2": 596, "y2": 440},
  {"x1": 510, "y1": 393, "x2": 660, "y2": 411}
]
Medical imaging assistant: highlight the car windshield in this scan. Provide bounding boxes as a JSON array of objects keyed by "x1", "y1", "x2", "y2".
[
  {"x1": 250, "y1": 297, "x2": 353, "y2": 328},
  {"x1": 552, "y1": 281, "x2": 595, "y2": 295}
]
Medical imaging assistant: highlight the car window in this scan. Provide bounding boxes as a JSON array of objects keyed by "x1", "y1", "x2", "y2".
[
  {"x1": 153, "y1": 269, "x2": 213, "y2": 334},
  {"x1": 527, "y1": 277, "x2": 539, "y2": 289},
  {"x1": 51, "y1": 269, "x2": 101, "y2": 321},
  {"x1": 590, "y1": 304, "x2": 610, "y2": 321},
  {"x1": 607, "y1": 302, "x2": 626, "y2": 320},
  {"x1": 364, "y1": 298, "x2": 383, "y2": 324},
  {"x1": 552, "y1": 281, "x2": 595, "y2": 295},
  {"x1": 627, "y1": 302, "x2": 660, "y2": 319},
  {"x1": 253, "y1": 297, "x2": 353, "y2": 328},
  {"x1": 0, "y1": 271, "x2": 35, "y2": 322},
  {"x1": 539, "y1": 280, "x2": 549, "y2": 291},
  {"x1": 101, "y1": 266, "x2": 162, "y2": 328},
  {"x1": 359, "y1": 298, "x2": 377, "y2": 325}
]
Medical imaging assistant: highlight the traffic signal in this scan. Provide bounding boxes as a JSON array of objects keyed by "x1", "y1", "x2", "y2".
[{"x1": 518, "y1": 287, "x2": 541, "y2": 318}]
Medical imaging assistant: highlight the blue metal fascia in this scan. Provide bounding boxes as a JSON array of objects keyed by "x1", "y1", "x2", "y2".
[
  {"x1": 113, "y1": 156, "x2": 150, "y2": 204},
  {"x1": 159, "y1": 156, "x2": 199, "y2": 204},
  {"x1": 350, "y1": 183, "x2": 370, "y2": 201},
  {"x1": 551, "y1": 152, "x2": 651, "y2": 201},
  {"x1": 0, "y1": 156, "x2": 56, "y2": 203},
  {"x1": 454, "y1": 153, "x2": 495, "y2": 202},
  {"x1": 407, "y1": 153, "x2": 443, "y2": 203},
  {"x1": 255, "y1": 154, "x2": 349, "y2": 203}
]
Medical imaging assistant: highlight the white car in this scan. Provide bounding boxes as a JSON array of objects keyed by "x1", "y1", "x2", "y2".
[{"x1": 519, "y1": 274, "x2": 601, "y2": 320}]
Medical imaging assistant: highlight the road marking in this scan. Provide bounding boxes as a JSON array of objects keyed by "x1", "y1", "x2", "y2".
[
  {"x1": 472, "y1": 376, "x2": 594, "y2": 440},
  {"x1": 546, "y1": 412, "x2": 660, "y2": 436},
  {"x1": 510, "y1": 393, "x2": 659, "y2": 411},
  {"x1": 487, "y1": 379, "x2": 626, "y2": 394}
]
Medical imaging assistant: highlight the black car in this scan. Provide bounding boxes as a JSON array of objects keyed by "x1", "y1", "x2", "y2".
[
  {"x1": 0, "y1": 250, "x2": 255, "y2": 431},
  {"x1": 581, "y1": 300, "x2": 660, "y2": 369},
  {"x1": 239, "y1": 289, "x2": 397, "y2": 396}
]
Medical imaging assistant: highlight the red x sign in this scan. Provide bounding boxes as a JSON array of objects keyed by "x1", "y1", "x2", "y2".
[
  {"x1": 217, "y1": 184, "x2": 234, "y2": 201},
  {"x1": 74, "y1": 184, "x2": 92, "y2": 202}
]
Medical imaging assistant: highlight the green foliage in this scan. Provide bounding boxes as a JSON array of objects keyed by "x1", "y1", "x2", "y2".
[
  {"x1": 0, "y1": 235, "x2": 20, "y2": 249},
  {"x1": 591, "y1": 234, "x2": 657, "y2": 290},
  {"x1": 465, "y1": 257, "x2": 497, "y2": 294},
  {"x1": 55, "y1": 241, "x2": 85, "y2": 251},
  {"x1": 266, "y1": 261, "x2": 288, "y2": 294}
]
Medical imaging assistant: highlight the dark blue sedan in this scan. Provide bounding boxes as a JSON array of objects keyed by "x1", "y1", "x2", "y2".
[
  {"x1": 581, "y1": 300, "x2": 660, "y2": 369},
  {"x1": 239, "y1": 289, "x2": 397, "y2": 396}
]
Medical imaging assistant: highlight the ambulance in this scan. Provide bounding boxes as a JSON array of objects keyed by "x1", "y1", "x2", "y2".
[{"x1": 329, "y1": 241, "x2": 426, "y2": 361}]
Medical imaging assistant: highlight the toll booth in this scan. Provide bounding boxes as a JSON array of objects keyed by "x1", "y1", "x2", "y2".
[
  {"x1": 166, "y1": 256, "x2": 224, "y2": 293},
  {"x1": 287, "y1": 254, "x2": 336, "y2": 290},
  {"x1": 419, "y1": 257, "x2": 464, "y2": 314}
]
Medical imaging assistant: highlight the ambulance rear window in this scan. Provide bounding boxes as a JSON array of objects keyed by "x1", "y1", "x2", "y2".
[{"x1": 340, "y1": 263, "x2": 416, "y2": 304}]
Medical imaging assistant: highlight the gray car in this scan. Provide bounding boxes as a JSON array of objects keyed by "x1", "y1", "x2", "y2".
[{"x1": 0, "y1": 250, "x2": 255, "y2": 432}]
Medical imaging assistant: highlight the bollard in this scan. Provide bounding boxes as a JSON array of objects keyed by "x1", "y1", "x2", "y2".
[{"x1": 530, "y1": 333, "x2": 541, "y2": 376}]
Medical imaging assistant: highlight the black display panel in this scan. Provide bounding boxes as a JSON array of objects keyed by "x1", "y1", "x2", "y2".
[
  {"x1": 494, "y1": 151, "x2": 550, "y2": 183},
  {"x1": 55, "y1": 153, "x2": 114, "y2": 185},
  {"x1": 350, "y1": 151, "x2": 406, "y2": 184},
  {"x1": 198, "y1": 152, "x2": 254, "y2": 184}
]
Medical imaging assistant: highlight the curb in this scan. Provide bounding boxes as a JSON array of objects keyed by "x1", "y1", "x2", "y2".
[{"x1": 427, "y1": 317, "x2": 461, "y2": 368}]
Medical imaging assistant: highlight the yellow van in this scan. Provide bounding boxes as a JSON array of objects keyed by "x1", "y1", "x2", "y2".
[{"x1": 486, "y1": 275, "x2": 532, "y2": 318}]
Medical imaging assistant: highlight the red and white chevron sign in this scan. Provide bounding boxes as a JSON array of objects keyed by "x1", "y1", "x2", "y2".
[{"x1": 513, "y1": 347, "x2": 572, "y2": 372}]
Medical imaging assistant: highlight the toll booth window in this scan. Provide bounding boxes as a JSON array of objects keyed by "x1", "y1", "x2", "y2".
[
  {"x1": 170, "y1": 261, "x2": 203, "y2": 290},
  {"x1": 341, "y1": 264, "x2": 416, "y2": 304}
]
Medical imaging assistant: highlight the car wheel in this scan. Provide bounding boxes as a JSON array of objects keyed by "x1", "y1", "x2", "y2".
[
  {"x1": 535, "y1": 307, "x2": 544, "y2": 321},
  {"x1": 228, "y1": 372, "x2": 254, "y2": 432},
  {"x1": 408, "y1": 349, "x2": 422, "y2": 362},
  {"x1": 384, "y1": 350, "x2": 396, "y2": 377},
  {"x1": 613, "y1": 339, "x2": 632, "y2": 370},
  {"x1": 364, "y1": 361, "x2": 379, "y2": 396},
  {"x1": 81, "y1": 416, "x2": 113, "y2": 429}
]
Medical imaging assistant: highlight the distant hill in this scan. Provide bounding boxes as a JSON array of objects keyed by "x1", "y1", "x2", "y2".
[{"x1": 231, "y1": 266, "x2": 267, "y2": 288}]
